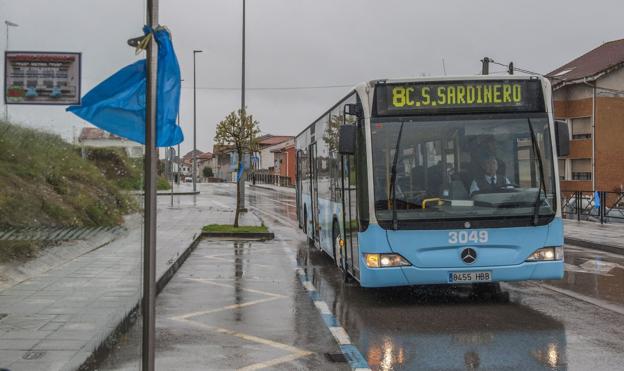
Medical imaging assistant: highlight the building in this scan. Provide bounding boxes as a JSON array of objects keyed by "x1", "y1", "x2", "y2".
[
  {"x1": 180, "y1": 149, "x2": 209, "y2": 182},
  {"x1": 77, "y1": 127, "x2": 143, "y2": 158},
  {"x1": 271, "y1": 138, "x2": 296, "y2": 186},
  {"x1": 256, "y1": 135, "x2": 294, "y2": 171},
  {"x1": 547, "y1": 38, "x2": 624, "y2": 193},
  {"x1": 212, "y1": 135, "x2": 294, "y2": 182},
  {"x1": 196, "y1": 151, "x2": 216, "y2": 179}
]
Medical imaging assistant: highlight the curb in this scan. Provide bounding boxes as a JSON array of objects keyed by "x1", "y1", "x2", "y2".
[
  {"x1": 565, "y1": 237, "x2": 624, "y2": 256},
  {"x1": 78, "y1": 233, "x2": 203, "y2": 370},
  {"x1": 201, "y1": 231, "x2": 274, "y2": 240},
  {"x1": 249, "y1": 184, "x2": 296, "y2": 194},
  {"x1": 157, "y1": 191, "x2": 200, "y2": 196}
]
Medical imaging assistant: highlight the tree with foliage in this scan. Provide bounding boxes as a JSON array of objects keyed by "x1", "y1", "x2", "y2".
[
  {"x1": 214, "y1": 109, "x2": 260, "y2": 227},
  {"x1": 202, "y1": 166, "x2": 214, "y2": 178}
]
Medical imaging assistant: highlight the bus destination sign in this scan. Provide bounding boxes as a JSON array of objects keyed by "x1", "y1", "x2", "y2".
[{"x1": 375, "y1": 79, "x2": 545, "y2": 116}]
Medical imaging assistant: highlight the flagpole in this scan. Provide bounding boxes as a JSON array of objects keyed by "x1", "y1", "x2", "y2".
[{"x1": 142, "y1": 0, "x2": 158, "y2": 369}]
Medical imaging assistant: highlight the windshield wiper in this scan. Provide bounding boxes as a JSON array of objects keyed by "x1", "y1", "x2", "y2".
[
  {"x1": 528, "y1": 119, "x2": 547, "y2": 226},
  {"x1": 389, "y1": 121, "x2": 405, "y2": 230}
]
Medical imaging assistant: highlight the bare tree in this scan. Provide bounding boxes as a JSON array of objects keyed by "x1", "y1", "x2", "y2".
[{"x1": 214, "y1": 109, "x2": 260, "y2": 227}]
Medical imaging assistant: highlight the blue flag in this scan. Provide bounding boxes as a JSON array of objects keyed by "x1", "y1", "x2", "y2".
[
  {"x1": 594, "y1": 191, "x2": 601, "y2": 209},
  {"x1": 67, "y1": 27, "x2": 183, "y2": 147}
]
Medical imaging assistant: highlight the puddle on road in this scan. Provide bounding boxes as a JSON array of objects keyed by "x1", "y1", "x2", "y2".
[
  {"x1": 548, "y1": 249, "x2": 624, "y2": 306},
  {"x1": 296, "y1": 242, "x2": 569, "y2": 371}
]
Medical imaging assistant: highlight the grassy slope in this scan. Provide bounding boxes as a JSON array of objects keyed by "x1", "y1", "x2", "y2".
[
  {"x1": 0, "y1": 122, "x2": 136, "y2": 228},
  {"x1": 84, "y1": 147, "x2": 171, "y2": 192}
]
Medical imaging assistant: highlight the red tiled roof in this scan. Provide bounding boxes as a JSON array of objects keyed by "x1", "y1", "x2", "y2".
[
  {"x1": 547, "y1": 38, "x2": 624, "y2": 86},
  {"x1": 78, "y1": 127, "x2": 123, "y2": 141},
  {"x1": 183, "y1": 149, "x2": 204, "y2": 160},
  {"x1": 258, "y1": 135, "x2": 294, "y2": 146},
  {"x1": 197, "y1": 152, "x2": 213, "y2": 160}
]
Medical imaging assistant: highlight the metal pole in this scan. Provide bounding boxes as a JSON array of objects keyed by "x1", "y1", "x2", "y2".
[
  {"x1": 192, "y1": 51, "x2": 199, "y2": 194},
  {"x1": 481, "y1": 57, "x2": 490, "y2": 75},
  {"x1": 176, "y1": 88, "x2": 182, "y2": 188},
  {"x1": 142, "y1": 0, "x2": 158, "y2": 369},
  {"x1": 239, "y1": 0, "x2": 246, "y2": 209},
  {"x1": 170, "y1": 147, "x2": 174, "y2": 207},
  {"x1": 4, "y1": 21, "x2": 18, "y2": 122},
  {"x1": 4, "y1": 23, "x2": 10, "y2": 121}
]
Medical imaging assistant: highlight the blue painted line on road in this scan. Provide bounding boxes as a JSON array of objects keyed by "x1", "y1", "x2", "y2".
[
  {"x1": 295, "y1": 268, "x2": 370, "y2": 370},
  {"x1": 340, "y1": 344, "x2": 370, "y2": 369},
  {"x1": 321, "y1": 313, "x2": 338, "y2": 327},
  {"x1": 309, "y1": 290, "x2": 320, "y2": 301}
]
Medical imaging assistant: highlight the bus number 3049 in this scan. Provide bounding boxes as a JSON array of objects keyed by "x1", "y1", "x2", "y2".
[{"x1": 448, "y1": 231, "x2": 488, "y2": 244}]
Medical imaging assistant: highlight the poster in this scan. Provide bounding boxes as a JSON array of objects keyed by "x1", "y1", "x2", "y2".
[{"x1": 4, "y1": 51, "x2": 81, "y2": 105}]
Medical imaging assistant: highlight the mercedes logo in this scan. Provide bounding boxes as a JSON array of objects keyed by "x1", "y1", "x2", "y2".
[{"x1": 461, "y1": 248, "x2": 477, "y2": 264}]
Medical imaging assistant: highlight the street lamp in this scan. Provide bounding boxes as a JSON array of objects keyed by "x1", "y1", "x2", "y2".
[
  {"x1": 4, "y1": 20, "x2": 19, "y2": 121},
  {"x1": 239, "y1": 0, "x2": 246, "y2": 209},
  {"x1": 192, "y1": 50, "x2": 202, "y2": 193}
]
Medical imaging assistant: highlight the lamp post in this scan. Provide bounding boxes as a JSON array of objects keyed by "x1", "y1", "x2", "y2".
[
  {"x1": 239, "y1": 0, "x2": 246, "y2": 209},
  {"x1": 141, "y1": 0, "x2": 158, "y2": 368},
  {"x1": 4, "y1": 20, "x2": 19, "y2": 121},
  {"x1": 192, "y1": 50, "x2": 202, "y2": 193}
]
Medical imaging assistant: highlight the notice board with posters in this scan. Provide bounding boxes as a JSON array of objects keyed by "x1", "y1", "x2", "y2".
[{"x1": 4, "y1": 51, "x2": 81, "y2": 105}]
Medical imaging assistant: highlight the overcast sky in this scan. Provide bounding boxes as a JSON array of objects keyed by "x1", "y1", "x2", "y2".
[{"x1": 2, "y1": 0, "x2": 623, "y2": 155}]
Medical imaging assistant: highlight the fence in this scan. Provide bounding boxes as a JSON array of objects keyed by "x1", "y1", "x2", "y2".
[
  {"x1": 561, "y1": 190, "x2": 624, "y2": 224},
  {"x1": 247, "y1": 170, "x2": 293, "y2": 188}
]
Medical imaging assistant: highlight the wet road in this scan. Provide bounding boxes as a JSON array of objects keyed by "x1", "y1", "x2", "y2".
[{"x1": 247, "y1": 185, "x2": 624, "y2": 370}]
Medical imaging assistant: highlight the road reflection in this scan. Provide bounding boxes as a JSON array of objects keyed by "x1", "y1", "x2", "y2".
[
  {"x1": 546, "y1": 247, "x2": 624, "y2": 306},
  {"x1": 298, "y1": 242, "x2": 568, "y2": 370}
]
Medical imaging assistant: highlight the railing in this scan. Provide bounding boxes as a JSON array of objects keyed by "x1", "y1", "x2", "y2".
[
  {"x1": 247, "y1": 170, "x2": 293, "y2": 187},
  {"x1": 561, "y1": 190, "x2": 624, "y2": 224}
]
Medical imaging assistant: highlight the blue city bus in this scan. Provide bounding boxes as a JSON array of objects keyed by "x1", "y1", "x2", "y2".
[{"x1": 295, "y1": 76, "x2": 570, "y2": 288}]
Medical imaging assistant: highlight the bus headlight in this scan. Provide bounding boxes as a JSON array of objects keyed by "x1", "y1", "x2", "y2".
[
  {"x1": 365, "y1": 253, "x2": 411, "y2": 268},
  {"x1": 526, "y1": 247, "x2": 563, "y2": 261}
]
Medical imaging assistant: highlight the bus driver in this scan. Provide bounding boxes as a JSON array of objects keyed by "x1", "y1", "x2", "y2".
[{"x1": 469, "y1": 156, "x2": 512, "y2": 196}]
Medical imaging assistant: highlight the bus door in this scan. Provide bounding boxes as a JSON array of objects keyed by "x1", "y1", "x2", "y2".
[
  {"x1": 296, "y1": 150, "x2": 302, "y2": 228},
  {"x1": 309, "y1": 143, "x2": 320, "y2": 243},
  {"x1": 341, "y1": 149, "x2": 358, "y2": 275}
]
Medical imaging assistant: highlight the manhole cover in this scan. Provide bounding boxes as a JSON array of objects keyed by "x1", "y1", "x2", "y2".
[
  {"x1": 324, "y1": 352, "x2": 348, "y2": 363},
  {"x1": 23, "y1": 351, "x2": 46, "y2": 360}
]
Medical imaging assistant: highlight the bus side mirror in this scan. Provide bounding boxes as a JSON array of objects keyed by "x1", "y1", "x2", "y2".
[
  {"x1": 338, "y1": 125, "x2": 356, "y2": 155},
  {"x1": 555, "y1": 120, "x2": 569, "y2": 157}
]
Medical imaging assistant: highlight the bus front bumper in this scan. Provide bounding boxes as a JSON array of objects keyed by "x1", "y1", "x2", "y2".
[{"x1": 358, "y1": 260, "x2": 564, "y2": 288}]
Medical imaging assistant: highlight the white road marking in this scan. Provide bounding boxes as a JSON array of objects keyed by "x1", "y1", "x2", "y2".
[
  {"x1": 314, "y1": 301, "x2": 332, "y2": 315},
  {"x1": 184, "y1": 278, "x2": 287, "y2": 298},
  {"x1": 174, "y1": 318, "x2": 312, "y2": 370},
  {"x1": 302, "y1": 281, "x2": 316, "y2": 292},
  {"x1": 329, "y1": 326, "x2": 352, "y2": 345},
  {"x1": 580, "y1": 259, "x2": 623, "y2": 274}
]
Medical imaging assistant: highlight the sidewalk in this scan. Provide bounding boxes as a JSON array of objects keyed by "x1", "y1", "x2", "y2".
[
  {"x1": 564, "y1": 219, "x2": 624, "y2": 255},
  {"x1": 98, "y1": 234, "x2": 346, "y2": 370},
  {"x1": 0, "y1": 184, "x2": 260, "y2": 371}
]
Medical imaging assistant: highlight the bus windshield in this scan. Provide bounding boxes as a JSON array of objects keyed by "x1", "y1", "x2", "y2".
[{"x1": 371, "y1": 115, "x2": 556, "y2": 226}]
